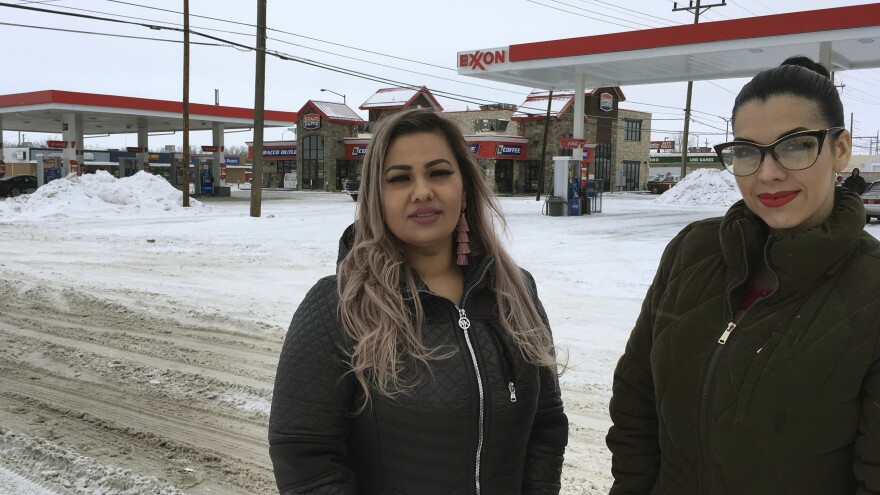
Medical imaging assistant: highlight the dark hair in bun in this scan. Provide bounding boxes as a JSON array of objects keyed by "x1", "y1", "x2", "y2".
[
  {"x1": 779, "y1": 55, "x2": 831, "y2": 79},
  {"x1": 731, "y1": 56, "x2": 844, "y2": 130}
]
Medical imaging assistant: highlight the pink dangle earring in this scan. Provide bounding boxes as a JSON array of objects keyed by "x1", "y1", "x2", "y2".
[{"x1": 456, "y1": 206, "x2": 470, "y2": 266}]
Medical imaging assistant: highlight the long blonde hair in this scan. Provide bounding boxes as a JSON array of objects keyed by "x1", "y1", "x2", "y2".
[{"x1": 337, "y1": 109, "x2": 558, "y2": 404}]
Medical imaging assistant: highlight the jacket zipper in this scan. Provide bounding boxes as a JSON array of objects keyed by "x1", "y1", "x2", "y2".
[
  {"x1": 454, "y1": 260, "x2": 494, "y2": 495},
  {"x1": 457, "y1": 307, "x2": 483, "y2": 495},
  {"x1": 698, "y1": 225, "x2": 776, "y2": 493},
  {"x1": 487, "y1": 323, "x2": 517, "y2": 402}
]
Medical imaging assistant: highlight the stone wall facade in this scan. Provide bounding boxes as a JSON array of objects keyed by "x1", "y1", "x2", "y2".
[
  {"x1": 613, "y1": 108, "x2": 652, "y2": 191},
  {"x1": 296, "y1": 106, "x2": 359, "y2": 191}
]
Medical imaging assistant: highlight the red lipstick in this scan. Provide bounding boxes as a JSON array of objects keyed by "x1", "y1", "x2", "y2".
[{"x1": 757, "y1": 191, "x2": 798, "y2": 208}]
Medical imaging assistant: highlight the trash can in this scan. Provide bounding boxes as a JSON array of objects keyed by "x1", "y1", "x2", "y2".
[{"x1": 546, "y1": 197, "x2": 566, "y2": 217}]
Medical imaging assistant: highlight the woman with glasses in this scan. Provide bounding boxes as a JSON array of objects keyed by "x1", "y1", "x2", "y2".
[{"x1": 607, "y1": 56, "x2": 880, "y2": 494}]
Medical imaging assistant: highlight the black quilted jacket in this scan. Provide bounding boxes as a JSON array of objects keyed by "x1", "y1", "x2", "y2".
[
  {"x1": 269, "y1": 242, "x2": 568, "y2": 494},
  {"x1": 607, "y1": 188, "x2": 880, "y2": 494}
]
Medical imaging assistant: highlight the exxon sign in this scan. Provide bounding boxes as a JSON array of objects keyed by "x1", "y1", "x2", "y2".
[{"x1": 458, "y1": 48, "x2": 507, "y2": 71}]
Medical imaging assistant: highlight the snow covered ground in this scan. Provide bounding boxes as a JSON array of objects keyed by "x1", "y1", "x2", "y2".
[{"x1": 0, "y1": 171, "x2": 871, "y2": 494}]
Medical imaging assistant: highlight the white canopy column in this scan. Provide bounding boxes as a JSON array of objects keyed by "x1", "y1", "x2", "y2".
[
  {"x1": 573, "y1": 73, "x2": 586, "y2": 162},
  {"x1": 0, "y1": 114, "x2": 5, "y2": 178},
  {"x1": 61, "y1": 113, "x2": 83, "y2": 176},
  {"x1": 212, "y1": 122, "x2": 225, "y2": 186},
  {"x1": 137, "y1": 117, "x2": 149, "y2": 171}
]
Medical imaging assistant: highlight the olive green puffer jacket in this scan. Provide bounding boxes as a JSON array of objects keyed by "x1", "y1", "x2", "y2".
[{"x1": 607, "y1": 188, "x2": 880, "y2": 494}]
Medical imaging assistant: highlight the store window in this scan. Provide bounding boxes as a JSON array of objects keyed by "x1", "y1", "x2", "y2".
[
  {"x1": 474, "y1": 118, "x2": 509, "y2": 132},
  {"x1": 595, "y1": 143, "x2": 611, "y2": 191},
  {"x1": 624, "y1": 120, "x2": 642, "y2": 141},
  {"x1": 275, "y1": 159, "x2": 295, "y2": 188},
  {"x1": 623, "y1": 160, "x2": 640, "y2": 191},
  {"x1": 301, "y1": 135, "x2": 324, "y2": 190}
]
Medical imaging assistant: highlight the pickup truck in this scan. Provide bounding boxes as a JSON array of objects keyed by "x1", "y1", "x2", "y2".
[
  {"x1": 342, "y1": 174, "x2": 361, "y2": 201},
  {"x1": 647, "y1": 175, "x2": 679, "y2": 194}
]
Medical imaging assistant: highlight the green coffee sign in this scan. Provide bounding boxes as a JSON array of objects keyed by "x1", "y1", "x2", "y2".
[{"x1": 650, "y1": 154, "x2": 720, "y2": 164}]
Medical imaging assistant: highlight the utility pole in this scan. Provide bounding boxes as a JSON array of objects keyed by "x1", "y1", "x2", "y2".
[
  {"x1": 673, "y1": 0, "x2": 726, "y2": 179},
  {"x1": 536, "y1": 90, "x2": 553, "y2": 201},
  {"x1": 250, "y1": 0, "x2": 267, "y2": 217},
  {"x1": 182, "y1": 0, "x2": 191, "y2": 207}
]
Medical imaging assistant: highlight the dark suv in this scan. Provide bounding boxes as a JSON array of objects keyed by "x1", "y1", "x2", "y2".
[
  {"x1": 0, "y1": 175, "x2": 39, "y2": 197},
  {"x1": 343, "y1": 174, "x2": 361, "y2": 201}
]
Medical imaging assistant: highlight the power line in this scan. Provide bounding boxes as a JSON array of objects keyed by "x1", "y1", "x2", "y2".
[
  {"x1": 742, "y1": 0, "x2": 775, "y2": 15},
  {"x1": 525, "y1": 0, "x2": 650, "y2": 30},
  {"x1": 535, "y1": 0, "x2": 663, "y2": 29},
  {"x1": 728, "y1": 0, "x2": 761, "y2": 17},
  {"x1": 1, "y1": 1, "x2": 734, "y2": 130},
  {"x1": 103, "y1": 0, "x2": 455, "y2": 73},
  {"x1": 703, "y1": 80, "x2": 738, "y2": 95},
  {"x1": 91, "y1": 0, "x2": 740, "y2": 120},
  {"x1": 29, "y1": 1, "x2": 531, "y2": 97},
  {"x1": 0, "y1": 21, "x2": 228, "y2": 46},
  {"x1": 570, "y1": 0, "x2": 681, "y2": 26}
]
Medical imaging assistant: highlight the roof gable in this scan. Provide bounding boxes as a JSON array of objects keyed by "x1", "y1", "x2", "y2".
[
  {"x1": 511, "y1": 87, "x2": 625, "y2": 119},
  {"x1": 297, "y1": 100, "x2": 364, "y2": 124},
  {"x1": 359, "y1": 86, "x2": 443, "y2": 111}
]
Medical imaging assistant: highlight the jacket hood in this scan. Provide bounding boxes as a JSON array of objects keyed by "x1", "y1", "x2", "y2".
[{"x1": 337, "y1": 223, "x2": 356, "y2": 266}]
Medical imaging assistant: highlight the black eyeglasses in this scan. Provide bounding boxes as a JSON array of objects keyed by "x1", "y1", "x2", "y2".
[{"x1": 713, "y1": 127, "x2": 845, "y2": 177}]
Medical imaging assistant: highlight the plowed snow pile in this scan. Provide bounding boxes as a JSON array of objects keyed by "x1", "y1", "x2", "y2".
[
  {"x1": 0, "y1": 171, "x2": 206, "y2": 222},
  {"x1": 653, "y1": 168, "x2": 742, "y2": 207}
]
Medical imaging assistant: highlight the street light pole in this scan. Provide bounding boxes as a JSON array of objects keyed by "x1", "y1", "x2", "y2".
[{"x1": 320, "y1": 89, "x2": 346, "y2": 105}]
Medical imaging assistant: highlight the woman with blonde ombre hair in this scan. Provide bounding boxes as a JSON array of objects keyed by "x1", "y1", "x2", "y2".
[{"x1": 269, "y1": 109, "x2": 568, "y2": 494}]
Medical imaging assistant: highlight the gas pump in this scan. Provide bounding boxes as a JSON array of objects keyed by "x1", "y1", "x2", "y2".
[
  {"x1": 568, "y1": 164, "x2": 582, "y2": 216},
  {"x1": 200, "y1": 163, "x2": 214, "y2": 196},
  {"x1": 43, "y1": 156, "x2": 62, "y2": 183},
  {"x1": 121, "y1": 157, "x2": 139, "y2": 177},
  {"x1": 548, "y1": 157, "x2": 585, "y2": 216}
]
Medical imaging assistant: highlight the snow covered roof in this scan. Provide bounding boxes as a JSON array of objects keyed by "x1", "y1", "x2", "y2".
[
  {"x1": 359, "y1": 86, "x2": 443, "y2": 111},
  {"x1": 297, "y1": 100, "x2": 364, "y2": 124},
  {"x1": 511, "y1": 87, "x2": 626, "y2": 120},
  {"x1": 512, "y1": 90, "x2": 575, "y2": 119}
]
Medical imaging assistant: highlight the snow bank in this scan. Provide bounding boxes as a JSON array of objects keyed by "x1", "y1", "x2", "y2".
[
  {"x1": 0, "y1": 171, "x2": 206, "y2": 222},
  {"x1": 654, "y1": 168, "x2": 742, "y2": 207}
]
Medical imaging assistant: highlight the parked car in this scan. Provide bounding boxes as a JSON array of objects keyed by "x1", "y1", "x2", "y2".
[
  {"x1": 862, "y1": 180, "x2": 880, "y2": 223},
  {"x1": 0, "y1": 175, "x2": 39, "y2": 198},
  {"x1": 343, "y1": 174, "x2": 361, "y2": 201},
  {"x1": 646, "y1": 174, "x2": 679, "y2": 194}
]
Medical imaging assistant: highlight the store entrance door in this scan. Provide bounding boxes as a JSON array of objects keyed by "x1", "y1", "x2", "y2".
[{"x1": 495, "y1": 160, "x2": 513, "y2": 193}]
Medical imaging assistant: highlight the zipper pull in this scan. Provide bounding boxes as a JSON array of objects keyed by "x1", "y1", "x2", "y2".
[
  {"x1": 718, "y1": 321, "x2": 737, "y2": 345},
  {"x1": 457, "y1": 308, "x2": 471, "y2": 330},
  {"x1": 508, "y1": 382, "x2": 517, "y2": 403}
]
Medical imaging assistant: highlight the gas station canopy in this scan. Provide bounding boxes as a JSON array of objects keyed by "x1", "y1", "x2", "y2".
[
  {"x1": 457, "y1": 3, "x2": 880, "y2": 89},
  {"x1": 0, "y1": 90, "x2": 296, "y2": 134}
]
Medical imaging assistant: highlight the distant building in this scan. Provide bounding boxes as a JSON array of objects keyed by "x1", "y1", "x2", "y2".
[{"x1": 512, "y1": 88, "x2": 652, "y2": 192}]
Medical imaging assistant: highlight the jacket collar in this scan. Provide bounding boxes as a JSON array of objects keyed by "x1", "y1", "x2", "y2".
[
  {"x1": 719, "y1": 188, "x2": 864, "y2": 299},
  {"x1": 411, "y1": 255, "x2": 495, "y2": 300}
]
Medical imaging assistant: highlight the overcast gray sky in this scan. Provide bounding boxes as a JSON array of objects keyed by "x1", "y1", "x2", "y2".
[{"x1": 2, "y1": 0, "x2": 879, "y2": 154}]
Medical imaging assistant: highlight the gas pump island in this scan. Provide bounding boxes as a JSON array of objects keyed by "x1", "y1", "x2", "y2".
[{"x1": 546, "y1": 139, "x2": 602, "y2": 217}]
